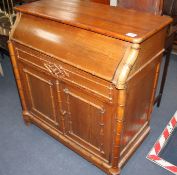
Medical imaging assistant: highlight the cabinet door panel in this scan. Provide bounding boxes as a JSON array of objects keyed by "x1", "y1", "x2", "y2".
[
  {"x1": 19, "y1": 63, "x2": 61, "y2": 129},
  {"x1": 62, "y1": 84, "x2": 112, "y2": 160}
]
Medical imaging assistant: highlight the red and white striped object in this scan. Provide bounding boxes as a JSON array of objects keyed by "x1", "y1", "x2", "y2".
[{"x1": 147, "y1": 111, "x2": 177, "y2": 174}]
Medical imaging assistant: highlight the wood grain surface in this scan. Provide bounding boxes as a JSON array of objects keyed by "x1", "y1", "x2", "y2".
[{"x1": 14, "y1": 0, "x2": 172, "y2": 43}]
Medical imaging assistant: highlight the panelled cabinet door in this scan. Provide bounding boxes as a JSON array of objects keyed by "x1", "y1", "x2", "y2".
[
  {"x1": 18, "y1": 62, "x2": 62, "y2": 130},
  {"x1": 60, "y1": 83, "x2": 112, "y2": 161}
]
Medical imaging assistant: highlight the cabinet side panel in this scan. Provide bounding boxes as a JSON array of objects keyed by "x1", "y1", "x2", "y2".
[
  {"x1": 120, "y1": 56, "x2": 161, "y2": 155},
  {"x1": 119, "y1": 29, "x2": 167, "y2": 155}
]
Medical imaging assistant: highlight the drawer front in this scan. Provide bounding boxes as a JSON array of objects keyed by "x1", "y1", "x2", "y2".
[{"x1": 15, "y1": 43, "x2": 114, "y2": 104}]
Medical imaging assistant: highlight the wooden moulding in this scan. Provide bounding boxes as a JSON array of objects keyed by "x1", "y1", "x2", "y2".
[
  {"x1": 8, "y1": 41, "x2": 31, "y2": 125},
  {"x1": 108, "y1": 44, "x2": 140, "y2": 175},
  {"x1": 109, "y1": 89, "x2": 126, "y2": 175},
  {"x1": 113, "y1": 44, "x2": 140, "y2": 90}
]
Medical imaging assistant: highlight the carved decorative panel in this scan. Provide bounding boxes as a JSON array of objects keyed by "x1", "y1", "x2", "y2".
[{"x1": 44, "y1": 63, "x2": 69, "y2": 79}]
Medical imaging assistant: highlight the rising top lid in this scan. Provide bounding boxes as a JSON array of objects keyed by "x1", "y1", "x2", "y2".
[{"x1": 15, "y1": 0, "x2": 172, "y2": 44}]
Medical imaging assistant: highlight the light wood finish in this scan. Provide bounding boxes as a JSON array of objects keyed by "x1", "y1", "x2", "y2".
[
  {"x1": 14, "y1": 0, "x2": 171, "y2": 43},
  {"x1": 8, "y1": 1, "x2": 172, "y2": 175}
]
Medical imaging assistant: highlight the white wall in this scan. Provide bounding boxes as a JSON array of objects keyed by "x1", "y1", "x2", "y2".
[{"x1": 110, "y1": 0, "x2": 117, "y2": 6}]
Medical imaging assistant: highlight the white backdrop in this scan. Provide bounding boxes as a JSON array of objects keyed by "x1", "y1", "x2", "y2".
[{"x1": 110, "y1": 0, "x2": 117, "y2": 6}]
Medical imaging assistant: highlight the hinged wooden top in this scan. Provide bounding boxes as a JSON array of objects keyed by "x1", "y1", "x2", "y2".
[{"x1": 15, "y1": 0, "x2": 172, "y2": 43}]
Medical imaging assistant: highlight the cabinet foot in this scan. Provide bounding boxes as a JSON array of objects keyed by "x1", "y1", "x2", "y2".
[
  {"x1": 23, "y1": 111, "x2": 31, "y2": 126},
  {"x1": 108, "y1": 168, "x2": 120, "y2": 175}
]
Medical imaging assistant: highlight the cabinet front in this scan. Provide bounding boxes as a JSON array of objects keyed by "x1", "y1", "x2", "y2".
[{"x1": 15, "y1": 44, "x2": 113, "y2": 162}]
